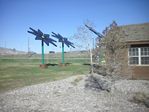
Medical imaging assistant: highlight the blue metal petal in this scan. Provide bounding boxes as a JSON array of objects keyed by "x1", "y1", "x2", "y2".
[
  {"x1": 35, "y1": 36, "x2": 42, "y2": 40},
  {"x1": 43, "y1": 39, "x2": 49, "y2": 46},
  {"x1": 37, "y1": 29, "x2": 43, "y2": 36}
]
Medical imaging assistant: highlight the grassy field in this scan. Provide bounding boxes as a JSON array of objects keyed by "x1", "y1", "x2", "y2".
[{"x1": 0, "y1": 54, "x2": 90, "y2": 93}]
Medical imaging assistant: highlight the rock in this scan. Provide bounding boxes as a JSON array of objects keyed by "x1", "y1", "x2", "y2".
[
  {"x1": 91, "y1": 64, "x2": 123, "y2": 81},
  {"x1": 1, "y1": 75, "x2": 149, "y2": 112},
  {"x1": 92, "y1": 64, "x2": 107, "y2": 76},
  {"x1": 85, "y1": 74, "x2": 112, "y2": 92}
]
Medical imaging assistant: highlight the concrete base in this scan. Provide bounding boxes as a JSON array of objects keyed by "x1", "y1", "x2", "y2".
[
  {"x1": 39, "y1": 64, "x2": 48, "y2": 69},
  {"x1": 59, "y1": 63, "x2": 70, "y2": 67}
]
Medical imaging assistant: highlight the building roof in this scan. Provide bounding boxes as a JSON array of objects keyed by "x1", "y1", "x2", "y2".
[{"x1": 121, "y1": 23, "x2": 149, "y2": 42}]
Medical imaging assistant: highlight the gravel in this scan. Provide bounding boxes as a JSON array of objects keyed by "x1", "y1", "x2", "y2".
[{"x1": 0, "y1": 75, "x2": 149, "y2": 112}]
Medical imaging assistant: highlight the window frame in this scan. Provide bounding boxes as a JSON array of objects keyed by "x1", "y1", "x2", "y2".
[{"x1": 128, "y1": 47, "x2": 149, "y2": 66}]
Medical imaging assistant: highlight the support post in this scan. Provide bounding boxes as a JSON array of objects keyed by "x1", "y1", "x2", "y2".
[
  {"x1": 89, "y1": 46, "x2": 93, "y2": 74},
  {"x1": 41, "y1": 40, "x2": 45, "y2": 64},
  {"x1": 62, "y1": 42, "x2": 64, "y2": 64}
]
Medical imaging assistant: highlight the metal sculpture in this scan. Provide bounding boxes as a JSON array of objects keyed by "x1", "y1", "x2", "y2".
[
  {"x1": 85, "y1": 24, "x2": 104, "y2": 38},
  {"x1": 52, "y1": 32, "x2": 75, "y2": 64},
  {"x1": 28, "y1": 27, "x2": 57, "y2": 65},
  {"x1": 85, "y1": 24, "x2": 105, "y2": 71}
]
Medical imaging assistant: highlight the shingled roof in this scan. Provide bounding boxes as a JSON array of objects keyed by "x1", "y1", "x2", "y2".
[{"x1": 121, "y1": 23, "x2": 149, "y2": 42}]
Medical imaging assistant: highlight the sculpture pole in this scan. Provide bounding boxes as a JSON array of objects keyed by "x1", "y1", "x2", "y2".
[
  {"x1": 62, "y1": 42, "x2": 64, "y2": 64},
  {"x1": 41, "y1": 40, "x2": 45, "y2": 64}
]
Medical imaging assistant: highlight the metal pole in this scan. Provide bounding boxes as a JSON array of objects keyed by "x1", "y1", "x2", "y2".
[
  {"x1": 90, "y1": 47, "x2": 93, "y2": 74},
  {"x1": 41, "y1": 40, "x2": 45, "y2": 64},
  {"x1": 62, "y1": 42, "x2": 64, "y2": 64},
  {"x1": 28, "y1": 37, "x2": 30, "y2": 54},
  {"x1": 93, "y1": 38, "x2": 94, "y2": 50},
  {"x1": 5, "y1": 41, "x2": 6, "y2": 48}
]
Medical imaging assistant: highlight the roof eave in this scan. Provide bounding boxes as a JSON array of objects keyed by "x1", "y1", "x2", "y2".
[{"x1": 126, "y1": 40, "x2": 149, "y2": 45}]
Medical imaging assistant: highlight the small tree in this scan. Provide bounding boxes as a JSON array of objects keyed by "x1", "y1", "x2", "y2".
[
  {"x1": 73, "y1": 20, "x2": 95, "y2": 73},
  {"x1": 98, "y1": 21, "x2": 130, "y2": 78}
]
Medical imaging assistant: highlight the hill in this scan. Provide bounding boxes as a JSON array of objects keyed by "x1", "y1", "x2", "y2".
[{"x1": 0, "y1": 47, "x2": 26, "y2": 55}]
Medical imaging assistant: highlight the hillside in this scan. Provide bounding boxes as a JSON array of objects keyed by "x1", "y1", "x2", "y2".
[{"x1": 0, "y1": 47, "x2": 26, "y2": 55}]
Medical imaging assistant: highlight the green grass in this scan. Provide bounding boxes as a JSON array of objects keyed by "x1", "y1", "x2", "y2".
[{"x1": 0, "y1": 57, "x2": 90, "y2": 93}]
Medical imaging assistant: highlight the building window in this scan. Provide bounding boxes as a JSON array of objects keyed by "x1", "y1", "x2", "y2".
[
  {"x1": 141, "y1": 47, "x2": 149, "y2": 64},
  {"x1": 129, "y1": 47, "x2": 149, "y2": 65},
  {"x1": 129, "y1": 48, "x2": 139, "y2": 64}
]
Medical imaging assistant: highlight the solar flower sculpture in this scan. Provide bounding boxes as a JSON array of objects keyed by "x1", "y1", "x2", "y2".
[
  {"x1": 85, "y1": 24, "x2": 105, "y2": 73},
  {"x1": 85, "y1": 24, "x2": 104, "y2": 38},
  {"x1": 28, "y1": 27, "x2": 57, "y2": 65},
  {"x1": 52, "y1": 32, "x2": 75, "y2": 64}
]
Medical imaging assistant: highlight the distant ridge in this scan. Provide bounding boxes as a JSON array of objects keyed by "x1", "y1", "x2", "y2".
[{"x1": 0, "y1": 47, "x2": 26, "y2": 55}]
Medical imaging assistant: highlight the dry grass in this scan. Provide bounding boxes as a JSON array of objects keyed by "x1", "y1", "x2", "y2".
[{"x1": 0, "y1": 57, "x2": 89, "y2": 93}]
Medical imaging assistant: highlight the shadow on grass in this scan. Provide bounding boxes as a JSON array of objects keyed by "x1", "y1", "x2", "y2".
[
  {"x1": 83, "y1": 63, "x2": 91, "y2": 66},
  {"x1": 46, "y1": 63, "x2": 72, "y2": 66},
  {"x1": 46, "y1": 63, "x2": 58, "y2": 66}
]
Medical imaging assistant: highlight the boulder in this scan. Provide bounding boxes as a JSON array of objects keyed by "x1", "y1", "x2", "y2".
[
  {"x1": 92, "y1": 64, "x2": 130, "y2": 81},
  {"x1": 85, "y1": 74, "x2": 112, "y2": 92},
  {"x1": 92, "y1": 64, "x2": 107, "y2": 76}
]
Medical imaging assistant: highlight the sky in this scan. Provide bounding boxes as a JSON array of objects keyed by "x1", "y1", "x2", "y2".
[{"x1": 0, "y1": 0, "x2": 149, "y2": 53}]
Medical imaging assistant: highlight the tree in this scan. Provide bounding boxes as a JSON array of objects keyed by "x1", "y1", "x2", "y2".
[
  {"x1": 99, "y1": 21, "x2": 130, "y2": 77},
  {"x1": 73, "y1": 20, "x2": 95, "y2": 73},
  {"x1": 74, "y1": 21, "x2": 95, "y2": 50}
]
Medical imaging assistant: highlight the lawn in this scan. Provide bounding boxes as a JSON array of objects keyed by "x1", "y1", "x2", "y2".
[{"x1": 0, "y1": 56, "x2": 90, "y2": 93}]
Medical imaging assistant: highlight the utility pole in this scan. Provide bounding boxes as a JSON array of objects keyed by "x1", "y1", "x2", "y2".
[
  {"x1": 28, "y1": 37, "x2": 30, "y2": 53},
  {"x1": 5, "y1": 41, "x2": 6, "y2": 48},
  {"x1": 92, "y1": 38, "x2": 95, "y2": 50},
  {"x1": 89, "y1": 43, "x2": 93, "y2": 74}
]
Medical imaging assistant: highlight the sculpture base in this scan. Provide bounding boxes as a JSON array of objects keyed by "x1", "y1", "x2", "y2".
[
  {"x1": 59, "y1": 63, "x2": 71, "y2": 67},
  {"x1": 39, "y1": 64, "x2": 48, "y2": 69},
  {"x1": 59, "y1": 63, "x2": 67, "y2": 67}
]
